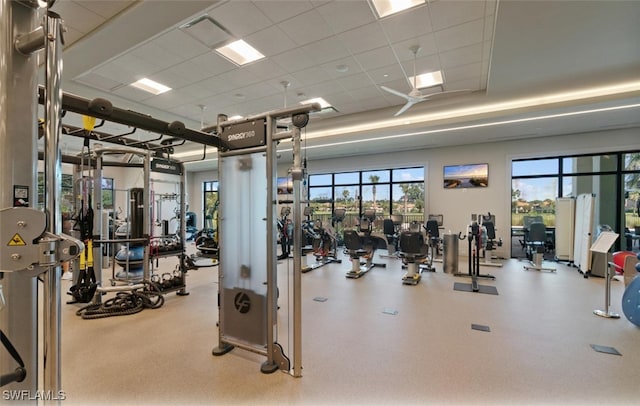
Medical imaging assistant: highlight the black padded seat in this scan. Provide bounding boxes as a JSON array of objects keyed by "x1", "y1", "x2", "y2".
[{"x1": 399, "y1": 231, "x2": 428, "y2": 260}]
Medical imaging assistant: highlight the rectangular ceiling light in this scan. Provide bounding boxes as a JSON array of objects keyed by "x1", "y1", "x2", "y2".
[
  {"x1": 130, "y1": 78, "x2": 172, "y2": 95},
  {"x1": 409, "y1": 70, "x2": 443, "y2": 89},
  {"x1": 215, "y1": 39, "x2": 264, "y2": 66},
  {"x1": 370, "y1": 0, "x2": 425, "y2": 18}
]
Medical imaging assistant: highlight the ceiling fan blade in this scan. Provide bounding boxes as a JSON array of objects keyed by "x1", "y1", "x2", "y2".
[
  {"x1": 381, "y1": 86, "x2": 411, "y2": 101},
  {"x1": 394, "y1": 100, "x2": 418, "y2": 117}
]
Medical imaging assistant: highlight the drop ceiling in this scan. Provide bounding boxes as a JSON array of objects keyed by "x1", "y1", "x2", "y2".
[{"x1": 46, "y1": 0, "x2": 640, "y2": 170}]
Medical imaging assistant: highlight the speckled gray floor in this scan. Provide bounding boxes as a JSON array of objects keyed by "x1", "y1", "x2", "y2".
[{"x1": 59, "y1": 245, "x2": 639, "y2": 406}]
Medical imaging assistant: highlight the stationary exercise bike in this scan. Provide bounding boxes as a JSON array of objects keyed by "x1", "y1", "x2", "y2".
[
  {"x1": 398, "y1": 230, "x2": 428, "y2": 285},
  {"x1": 343, "y1": 209, "x2": 387, "y2": 279}
]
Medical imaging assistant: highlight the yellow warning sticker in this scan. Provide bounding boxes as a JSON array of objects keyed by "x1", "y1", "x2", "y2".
[{"x1": 8, "y1": 233, "x2": 26, "y2": 246}]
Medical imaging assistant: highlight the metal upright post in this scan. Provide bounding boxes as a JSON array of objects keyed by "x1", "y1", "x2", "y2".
[
  {"x1": 263, "y1": 115, "x2": 277, "y2": 373},
  {"x1": 0, "y1": 0, "x2": 40, "y2": 393},
  {"x1": 42, "y1": 9, "x2": 64, "y2": 394},
  {"x1": 291, "y1": 126, "x2": 303, "y2": 377}
]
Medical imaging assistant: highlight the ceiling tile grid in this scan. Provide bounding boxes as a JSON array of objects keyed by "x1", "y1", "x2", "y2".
[{"x1": 63, "y1": 0, "x2": 502, "y2": 141}]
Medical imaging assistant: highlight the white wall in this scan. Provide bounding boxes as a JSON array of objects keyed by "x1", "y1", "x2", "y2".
[{"x1": 184, "y1": 128, "x2": 640, "y2": 256}]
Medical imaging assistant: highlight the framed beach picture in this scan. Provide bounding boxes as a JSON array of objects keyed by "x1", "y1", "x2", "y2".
[{"x1": 443, "y1": 163, "x2": 489, "y2": 189}]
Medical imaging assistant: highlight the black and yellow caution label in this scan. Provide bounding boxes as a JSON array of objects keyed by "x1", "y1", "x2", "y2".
[{"x1": 7, "y1": 233, "x2": 27, "y2": 246}]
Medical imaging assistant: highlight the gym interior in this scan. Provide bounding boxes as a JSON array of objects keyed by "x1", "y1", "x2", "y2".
[{"x1": 1, "y1": 1, "x2": 639, "y2": 405}]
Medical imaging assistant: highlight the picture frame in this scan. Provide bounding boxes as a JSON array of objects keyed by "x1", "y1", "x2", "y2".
[{"x1": 443, "y1": 163, "x2": 489, "y2": 189}]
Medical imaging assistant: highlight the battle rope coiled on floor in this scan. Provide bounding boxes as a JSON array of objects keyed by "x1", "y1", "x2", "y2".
[{"x1": 76, "y1": 282, "x2": 164, "y2": 319}]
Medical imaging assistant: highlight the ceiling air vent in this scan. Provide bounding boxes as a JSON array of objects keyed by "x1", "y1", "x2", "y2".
[{"x1": 179, "y1": 15, "x2": 232, "y2": 48}]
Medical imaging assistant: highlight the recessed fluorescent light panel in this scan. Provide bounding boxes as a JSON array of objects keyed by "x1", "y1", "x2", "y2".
[
  {"x1": 130, "y1": 78, "x2": 171, "y2": 95},
  {"x1": 215, "y1": 39, "x2": 264, "y2": 66},
  {"x1": 409, "y1": 70, "x2": 443, "y2": 89},
  {"x1": 370, "y1": 0, "x2": 426, "y2": 18}
]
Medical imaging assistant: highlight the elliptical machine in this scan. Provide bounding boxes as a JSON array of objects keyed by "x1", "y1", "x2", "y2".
[{"x1": 453, "y1": 214, "x2": 497, "y2": 294}]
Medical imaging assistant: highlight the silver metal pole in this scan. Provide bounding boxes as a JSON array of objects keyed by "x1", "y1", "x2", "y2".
[
  {"x1": 0, "y1": 1, "x2": 40, "y2": 392},
  {"x1": 291, "y1": 126, "x2": 303, "y2": 377},
  {"x1": 265, "y1": 116, "x2": 276, "y2": 366},
  {"x1": 43, "y1": 10, "x2": 64, "y2": 394}
]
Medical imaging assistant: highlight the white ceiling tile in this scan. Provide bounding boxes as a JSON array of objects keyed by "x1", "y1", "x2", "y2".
[
  {"x1": 484, "y1": 13, "x2": 496, "y2": 41},
  {"x1": 252, "y1": 0, "x2": 314, "y2": 23},
  {"x1": 380, "y1": 6, "x2": 433, "y2": 43},
  {"x1": 215, "y1": 68, "x2": 261, "y2": 90},
  {"x1": 208, "y1": 1, "x2": 272, "y2": 37},
  {"x1": 337, "y1": 22, "x2": 389, "y2": 54},
  {"x1": 292, "y1": 67, "x2": 334, "y2": 87},
  {"x1": 316, "y1": 0, "x2": 376, "y2": 34},
  {"x1": 62, "y1": 25, "x2": 85, "y2": 47},
  {"x1": 180, "y1": 81, "x2": 222, "y2": 101},
  {"x1": 278, "y1": 9, "x2": 334, "y2": 46},
  {"x1": 428, "y1": 0, "x2": 487, "y2": 32},
  {"x1": 366, "y1": 64, "x2": 407, "y2": 85},
  {"x1": 322, "y1": 91, "x2": 355, "y2": 106},
  {"x1": 297, "y1": 82, "x2": 344, "y2": 99},
  {"x1": 53, "y1": 1, "x2": 104, "y2": 34},
  {"x1": 241, "y1": 59, "x2": 288, "y2": 82},
  {"x1": 482, "y1": 39, "x2": 492, "y2": 61},
  {"x1": 444, "y1": 77, "x2": 482, "y2": 92},
  {"x1": 380, "y1": 78, "x2": 413, "y2": 95},
  {"x1": 197, "y1": 76, "x2": 238, "y2": 96},
  {"x1": 319, "y1": 57, "x2": 363, "y2": 79},
  {"x1": 76, "y1": 1, "x2": 134, "y2": 19},
  {"x1": 92, "y1": 56, "x2": 145, "y2": 85},
  {"x1": 245, "y1": 25, "x2": 298, "y2": 57},
  {"x1": 392, "y1": 34, "x2": 438, "y2": 61},
  {"x1": 358, "y1": 97, "x2": 393, "y2": 111},
  {"x1": 130, "y1": 42, "x2": 184, "y2": 72},
  {"x1": 163, "y1": 52, "x2": 237, "y2": 86},
  {"x1": 336, "y1": 72, "x2": 374, "y2": 91},
  {"x1": 233, "y1": 82, "x2": 284, "y2": 101},
  {"x1": 434, "y1": 19, "x2": 485, "y2": 52},
  {"x1": 485, "y1": 0, "x2": 498, "y2": 16},
  {"x1": 73, "y1": 71, "x2": 123, "y2": 92},
  {"x1": 154, "y1": 29, "x2": 212, "y2": 60},
  {"x1": 301, "y1": 36, "x2": 351, "y2": 65},
  {"x1": 354, "y1": 46, "x2": 398, "y2": 71},
  {"x1": 148, "y1": 70, "x2": 194, "y2": 91},
  {"x1": 439, "y1": 43, "x2": 483, "y2": 68},
  {"x1": 112, "y1": 85, "x2": 154, "y2": 103},
  {"x1": 144, "y1": 89, "x2": 198, "y2": 110},
  {"x1": 271, "y1": 48, "x2": 317, "y2": 73},
  {"x1": 443, "y1": 62, "x2": 482, "y2": 83},
  {"x1": 348, "y1": 86, "x2": 385, "y2": 101}
]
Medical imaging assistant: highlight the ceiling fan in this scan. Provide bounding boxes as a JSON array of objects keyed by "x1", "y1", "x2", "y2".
[{"x1": 381, "y1": 45, "x2": 465, "y2": 117}]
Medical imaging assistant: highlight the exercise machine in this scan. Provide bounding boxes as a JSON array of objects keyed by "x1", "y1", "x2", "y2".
[
  {"x1": 478, "y1": 213, "x2": 503, "y2": 268},
  {"x1": 381, "y1": 214, "x2": 403, "y2": 258},
  {"x1": 210, "y1": 103, "x2": 319, "y2": 377},
  {"x1": 344, "y1": 210, "x2": 387, "y2": 279},
  {"x1": 523, "y1": 220, "x2": 555, "y2": 272},
  {"x1": 301, "y1": 206, "x2": 341, "y2": 272},
  {"x1": 398, "y1": 231, "x2": 428, "y2": 285},
  {"x1": 453, "y1": 215, "x2": 498, "y2": 294}
]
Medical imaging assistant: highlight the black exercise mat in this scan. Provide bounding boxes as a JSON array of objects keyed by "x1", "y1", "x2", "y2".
[
  {"x1": 453, "y1": 282, "x2": 499, "y2": 295},
  {"x1": 590, "y1": 344, "x2": 621, "y2": 356}
]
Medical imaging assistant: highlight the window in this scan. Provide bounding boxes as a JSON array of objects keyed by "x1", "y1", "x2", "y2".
[
  {"x1": 511, "y1": 151, "x2": 640, "y2": 256},
  {"x1": 307, "y1": 166, "x2": 424, "y2": 231},
  {"x1": 203, "y1": 181, "x2": 218, "y2": 230}
]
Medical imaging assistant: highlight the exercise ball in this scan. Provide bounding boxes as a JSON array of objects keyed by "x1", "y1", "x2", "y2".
[
  {"x1": 115, "y1": 245, "x2": 144, "y2": 272},
  {"x1": 622, "y1": 276, "x2": 640, "y2": 327}
]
